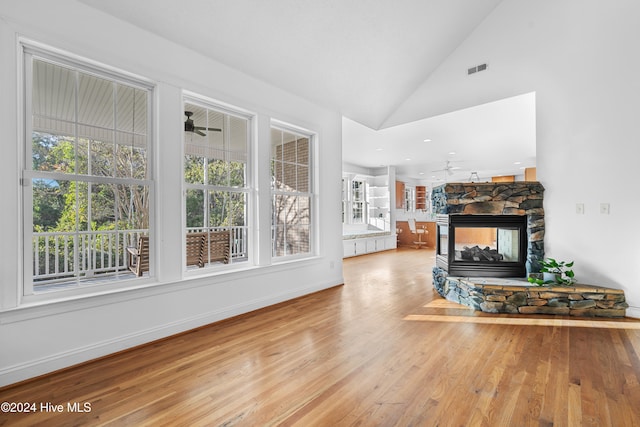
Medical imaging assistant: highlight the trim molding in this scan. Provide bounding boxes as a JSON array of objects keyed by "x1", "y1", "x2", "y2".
[
  {"x1": 626, "y1": 306, "x2": 640, "y2": 320},
  {"x1": 0, "y1": 279, "x2": 343, "y2": 388}
]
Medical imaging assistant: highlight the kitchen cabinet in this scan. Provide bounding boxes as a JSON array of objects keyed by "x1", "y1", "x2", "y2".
[
  {"x1": 343, "y1": 235, "x2": 397, "y2": 258},
  {"x1": 415, "y1": 185, "x2": 427, "y2": 210},
  {"x1": 395, "y1": 181, "x2": 405, "y2": 209}
]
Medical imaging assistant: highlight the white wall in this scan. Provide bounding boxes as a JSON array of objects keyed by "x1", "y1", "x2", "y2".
[
  {"x1": 0, "y1": 1, "x2": 344, "y2": 386},
  {"x1": 534, "y1": 0, "x2": 640, "y2": 318},
  {"x1": 386, "y1": 0, "x2": 640, "y2": 317}
]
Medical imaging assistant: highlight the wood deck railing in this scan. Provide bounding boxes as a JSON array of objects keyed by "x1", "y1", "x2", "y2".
[{"x1": 32, "y1": 227, "x2": 248, "y2": 285}]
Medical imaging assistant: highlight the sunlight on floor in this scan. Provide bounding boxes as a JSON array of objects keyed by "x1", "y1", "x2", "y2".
[
  {"x1": 409, "y1": 298, "x2": 640, "y2": 329},
  {"x1": 405, "y1": 314, "x2": 640, "y2": 329},
  {"x1": 423, "y1": 299, "x2": 475, "y2": 309}
]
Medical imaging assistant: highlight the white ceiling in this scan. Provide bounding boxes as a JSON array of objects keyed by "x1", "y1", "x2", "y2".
[
  {"x1": 80, "y1": 0, "x2": 503, "y2": 129},
  {"x1": 79, "y1": 0, "x2": 534, "y2": 183},
  {"x1": 343, "y1": 92, "x2": 536, "y2": 183}
]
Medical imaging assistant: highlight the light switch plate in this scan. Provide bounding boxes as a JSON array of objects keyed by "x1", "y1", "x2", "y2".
[{"x1": 600, "y1": 203, "x2": 610, "y2": 214}]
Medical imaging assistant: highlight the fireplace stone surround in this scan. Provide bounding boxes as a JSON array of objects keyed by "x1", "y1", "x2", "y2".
[
  {"x1": 432, "y1": 181, "x2": 546, "y2": 275},
  {"x1": 430, "y1": 181, "x2": 628, "y2": 317}
]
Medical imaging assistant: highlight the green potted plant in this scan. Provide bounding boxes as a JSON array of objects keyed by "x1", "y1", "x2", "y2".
[{"x1": 528, "y1": 258, "x2": 576, "y2": 286}]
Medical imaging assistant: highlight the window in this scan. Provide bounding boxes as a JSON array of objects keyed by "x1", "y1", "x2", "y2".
[
  {"x1": 341, "y1": 178, "x2": 347, "y2": 223},
  {"x1": 184, "y1": 99, "x2": 251, "y2": 268},
  {"x1": 271, "y1": 125, "x2": 313, "y2": 258},
  {"x1": 23, "y1": 47, "x2": 153, "y2": 294},
  {"x1": 341, "y1": 175, "x2": 370, "y2": 226},
  {"x1": 351, "y1": 179, "x2": 366, "y2": 224},
  {"x1": 405, "y1": 186, "x2": 415, "y2": 212}
]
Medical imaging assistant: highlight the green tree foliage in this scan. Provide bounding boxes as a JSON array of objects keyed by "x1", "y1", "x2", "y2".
[
  {"x1": 32, "y1": 133, "x2": 74, "y2": 232},
  {"x1": 32, "y1": 179, "x2": 65, "y2": 232},
  {"x1": 31, "y1": 133, "x2": 149, "y2": 233},
  {"x1": 186, "y1": 189, "x2": 204, "y2": 228},
  {"x1": 184, "y1": 156, "x2": 246, "y2": 229}
]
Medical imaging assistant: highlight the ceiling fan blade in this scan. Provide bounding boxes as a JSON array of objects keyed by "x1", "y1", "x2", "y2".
[
  {"x1": 195, "y1": 130, "x2": 206, "y2": 137},
  {"x1": 195, "y1": 126, "x2": 222, "y2": 132}
]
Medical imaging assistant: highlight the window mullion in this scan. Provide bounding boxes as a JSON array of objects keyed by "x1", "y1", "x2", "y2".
[
  {"x1": 203, "y1": 158, "x2": 209, "y2": 230},
  {"x1": 22, "y1": 53, "x2": 35, "y2": 296},
  {"x1": 23, "y1": 170, "x2": 150, "y2": 187},
  {"x1": 73, "y1": 69, "x2": 81, "y2": 281}
]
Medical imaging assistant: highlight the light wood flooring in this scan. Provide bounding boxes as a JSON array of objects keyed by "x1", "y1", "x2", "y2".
[{"x1": 1, "y1": 248, "x2": 640, "y2": 426}]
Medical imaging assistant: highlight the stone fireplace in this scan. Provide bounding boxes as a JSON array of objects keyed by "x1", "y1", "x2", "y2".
[
  {"x1": 430, "y1": 181, "x2": 628, "y2": 317},
  {"x1": 432, "y1": 181, "x2": 545, "y2": 276}
]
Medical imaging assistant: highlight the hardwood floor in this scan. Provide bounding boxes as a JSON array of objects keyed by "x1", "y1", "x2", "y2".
[{"x1": 2, "y1": 248, "x2": 640, "y2": 426}]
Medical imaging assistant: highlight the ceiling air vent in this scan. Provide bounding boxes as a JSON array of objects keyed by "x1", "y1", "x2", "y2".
[{"x1": 467, "y1": 63, "x2": 488, "y2": 75}]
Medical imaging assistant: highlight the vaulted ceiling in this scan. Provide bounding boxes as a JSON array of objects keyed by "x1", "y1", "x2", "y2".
[
  {"x1": 79, "y1": 0, "x2": 534, "y2": 182},
  {"x1": 81, "y1": 0, "x2": 503, "y2": 129}
]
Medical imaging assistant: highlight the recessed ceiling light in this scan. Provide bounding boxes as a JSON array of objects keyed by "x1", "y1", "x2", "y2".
[
  {"x1": 519, "y1": 166, "x2": 526, "y2": 170},
  {"x1": 431, "y1": 175, "x2": 436, "y2": 178},
  {"x1": 514, "y1": 161, "x2": 521, "y2": 165},
  {"x1": 449, "y1": 151, "x2": 456, "y2": 155},
  {"x1": 376, "y1": 148, "x2": 383, "y2": 151},
  {"x1": 423, "y1": 139, "x2": 432, "y2": 142},
  {"x1": 419, "y1": 172, "x2": 424, "y2": 175},
  {"x1": 405, "y1": 158, "x2": 411, "y2": 161}
]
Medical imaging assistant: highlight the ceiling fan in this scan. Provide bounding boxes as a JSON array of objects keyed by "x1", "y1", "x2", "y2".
[
  {"x1": 431, "y1": 160, "x2": 459, "y2": 176},
  {"x1": 184, "y1": 111, "x2": 222, "y2": 136}
]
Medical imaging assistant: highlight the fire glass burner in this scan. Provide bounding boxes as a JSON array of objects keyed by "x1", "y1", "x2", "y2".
[{"x1": 436, "y1": 214, "x2": 527, "y2": 277}]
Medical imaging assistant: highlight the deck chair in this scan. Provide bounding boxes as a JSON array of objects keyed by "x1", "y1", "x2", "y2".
[
  {"x1": 126, "y1": 235, "x2": 149, "y2": 277},
  {"x1": 204, "y1": 230, "x2": 231, "y2": 265},
  {"x1": 186, "y1": 233, "x2": 206, "y2": 268}
]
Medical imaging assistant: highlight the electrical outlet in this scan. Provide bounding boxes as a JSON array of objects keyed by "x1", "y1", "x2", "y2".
[
  {"x1": 600, "y1": 203, "x2": 610, "y2": 215},
  {"x1": 576, "y1": 203, "x2": 584, "y2": 214}
]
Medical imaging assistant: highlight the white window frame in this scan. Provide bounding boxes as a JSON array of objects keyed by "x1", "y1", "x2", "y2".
[
  {"x1": 341, "y1": 175, "x2": 369, "y2": 225},
  {"x1": 341, "y1": 177, "x2": 347, "y2": 224},
  {"x1": 182, "y1": 93, "x2": 254, "y2": 273},
  {"x1": 351, "y1": 179, "x2": 367, "y2": 224},
  {"x1": 20, "y1": 40, "x2": 155, "y2": 302},
  {"x1": 405, "y1": 186, "x2": 416, "y2": 212},
  {"x1": 270, "y1": 121, "x2": 316, "y2": 261}
]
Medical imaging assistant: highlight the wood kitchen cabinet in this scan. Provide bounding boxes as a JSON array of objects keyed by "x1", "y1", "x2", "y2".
[
  {"x1": 395, "y1": 181, "x2": 405, "y2": 209},
  {"x1": 415, "y1": 185, "x2": 427, "y2": 210}
]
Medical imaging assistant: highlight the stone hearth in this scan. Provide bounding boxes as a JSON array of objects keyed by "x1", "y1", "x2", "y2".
[{"x1": 433, "y1": 267, "x2": 628, "y2": 318}]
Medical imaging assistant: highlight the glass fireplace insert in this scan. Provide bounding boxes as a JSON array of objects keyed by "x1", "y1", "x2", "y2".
[{"x1": 436, "y1": 214, "x2": 527, "y2": 277}]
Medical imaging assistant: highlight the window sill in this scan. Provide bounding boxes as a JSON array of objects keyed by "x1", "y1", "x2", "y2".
[{"x1": 0, "y1": 256, "x2": 325, "y2": 324}]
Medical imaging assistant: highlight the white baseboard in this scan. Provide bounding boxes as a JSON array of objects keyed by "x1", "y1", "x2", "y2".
[
  {"x1": 0, "y1": 280, "x2": 342, "y2": 388},
  {"x1": 626, "y1": 306, "x2": 640, "y2": 319}
]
